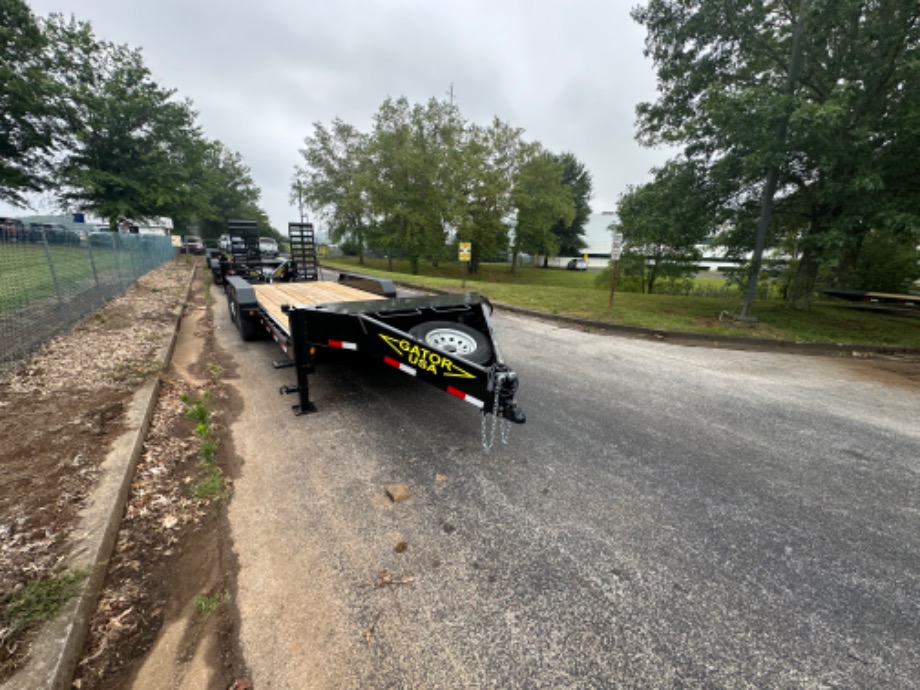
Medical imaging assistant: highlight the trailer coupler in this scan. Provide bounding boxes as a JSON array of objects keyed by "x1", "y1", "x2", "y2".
[
  {"x1": 479, "y1": 366, "x2": 525, "y2": 451},
  {"x1": 493, "y1": 366, "x2": 525, "y2": 424}
]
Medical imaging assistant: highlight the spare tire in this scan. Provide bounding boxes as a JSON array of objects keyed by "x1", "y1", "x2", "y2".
[{"x1": 408, "y1": 320, "x2": 493, "y2": 365}]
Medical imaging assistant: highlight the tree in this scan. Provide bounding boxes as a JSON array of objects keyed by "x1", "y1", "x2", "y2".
[
  {"x1": 633, "y1": 0, "x2": 920, "y2": 307},
  {"x1": 47, "y1": 21, "x2": 207, "y2": 228},
  {"x1": 547, "y1": 152, "x2": 593, "y2": 264},
  {"x1": 613, "y1": 159, "x2": 712, "y2": 293},
  {"x1": 511, "y1": 147, "x2": 575, "y2": 273},
  {"x1": 0, "y1": 0, "x2": 56, "y2": 204},
  {"x1": 294, "y1": 118, "x2": 373, "y2": 262},
  {"x1": 196, "y1": 140, "x2": 269, "y2": 238},
  {"x1": 365, "y1": 97, "x2": 462, "y2": 274},
  {"x1": 454, "y1": 118, "x2": 523, "y2": 273}
]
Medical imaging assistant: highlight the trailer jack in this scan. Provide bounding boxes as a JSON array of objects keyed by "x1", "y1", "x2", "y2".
[{"x1": 280, "y1": 384, "x2": 317, "y2": 415}]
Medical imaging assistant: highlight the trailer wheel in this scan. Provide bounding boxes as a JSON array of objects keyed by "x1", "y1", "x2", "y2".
[
  {"x1": 238, "y1": 312, "x2": 259, "y2": 341},
  {"x1": 409, "y1": 321, "x2": 492, "y2": 365}
]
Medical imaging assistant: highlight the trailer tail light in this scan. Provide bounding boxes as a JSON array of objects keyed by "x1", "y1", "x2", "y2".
[
  {"x1": 446, "y1": 386, "x2": 485, "y2": 410},
  {"x1": 328, "y1": 340, "x2": 357, "y2": 351},
  {"x1": 383, "y1": 356, "x2": 417, "y2": 377}
]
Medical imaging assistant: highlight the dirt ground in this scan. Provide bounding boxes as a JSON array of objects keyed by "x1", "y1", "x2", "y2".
[{"x1": 0, "y1": 258, "x2": 248, "y2": 688}]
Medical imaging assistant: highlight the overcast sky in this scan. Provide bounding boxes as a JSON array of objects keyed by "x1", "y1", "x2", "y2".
[{"x1": 11, "y1": 0, "x2": 674, "y2": 234}]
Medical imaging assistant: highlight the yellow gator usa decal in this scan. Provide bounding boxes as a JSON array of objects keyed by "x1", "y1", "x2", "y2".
[{"x1": 379, "y1": 334, "x2": 475, "y2": 379}]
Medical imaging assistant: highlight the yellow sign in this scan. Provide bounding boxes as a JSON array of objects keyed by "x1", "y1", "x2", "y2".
[
  {"x1": 458, "y1": 242, "x2": 472, "y2": 261},
  {"x1": 380, "y1": 334, "x2": 474, "y2": 378},
  {"x1": 171, "y1": 235, "x2": 182, "y2": 247}
]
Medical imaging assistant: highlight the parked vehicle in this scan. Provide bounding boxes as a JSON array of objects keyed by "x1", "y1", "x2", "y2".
[
  {"x1": 181, "y1": 235, "x2": 205, "y2": 255},
  {"x1": 567, "y1": 258, "x2": 588, "y2": 271},
  {"x1": 259, "y1": 237, "x2": 279, "y2": 257},
  {"x1": 88, "y1": 231, "x2": 117, "y2": 247}
]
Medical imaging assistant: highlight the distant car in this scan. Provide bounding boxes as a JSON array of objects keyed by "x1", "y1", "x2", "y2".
[
  {"x1": 218, "y1": 234, "x2": 244, "y2": 253},
  {"x1": 88, "y1": 230, "x2": 117, "y2": 247},
  {"x1": 181, "y1": 235, "x2": 204, "y2": 255},
  {"x1": 567, "y1": 258, "x2": 588, "y2": 271},
  {"x1": 259, "y1": 237, "x2": 279, "y2": 257}
]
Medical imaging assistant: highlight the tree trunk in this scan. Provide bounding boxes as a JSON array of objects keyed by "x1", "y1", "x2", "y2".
[
  {"x1": 834, "y1": 228, "x2": 868, "y2": 288},
  {"x1": 646, "y1": 260, "x2": 659, "y2": 294},
  {"x1": 788, "y1": 243, "x2": 820, "y2": 307}
]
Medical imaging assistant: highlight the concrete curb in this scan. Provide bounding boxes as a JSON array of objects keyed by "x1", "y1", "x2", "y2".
[{"x1": 2, "y1": 263, "x2": 198, "y2": 690}]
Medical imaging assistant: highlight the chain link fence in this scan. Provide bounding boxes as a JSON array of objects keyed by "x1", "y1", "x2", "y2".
[{"x1": 0, "y1": 222, "x2": 176, "y2": 373}]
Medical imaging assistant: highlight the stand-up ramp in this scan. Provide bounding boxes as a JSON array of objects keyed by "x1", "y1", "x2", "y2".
[{"x1": 288, "y1": 222, "x2": 319, "y2": 281}]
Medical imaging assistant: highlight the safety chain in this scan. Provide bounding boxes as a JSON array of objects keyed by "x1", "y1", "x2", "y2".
[{"x1": 481, "y1": 387, "x2": 512, "y2": 452}]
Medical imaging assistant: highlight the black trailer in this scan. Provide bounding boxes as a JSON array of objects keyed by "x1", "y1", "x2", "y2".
[{"x1": 224, "y1": 272, "x2": 525, "y2": 448}]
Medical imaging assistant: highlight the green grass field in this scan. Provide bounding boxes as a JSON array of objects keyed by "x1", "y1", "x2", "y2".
[
  {"x1": 323, "y1": 257, "x2": 920, "y2": 348},
  {"x1": 0, "y1": 244, "x2": 129, "y2": 313}
]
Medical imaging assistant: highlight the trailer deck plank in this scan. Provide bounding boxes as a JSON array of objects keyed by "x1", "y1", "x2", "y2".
[{"x1": 253, "y1": 282, "x2": 384, "y2": 331}]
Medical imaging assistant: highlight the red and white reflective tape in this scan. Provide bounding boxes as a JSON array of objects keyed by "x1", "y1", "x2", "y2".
[
  {"x1": 271, "y1": 332, "x2": 289, "y2": 354},
  {"x1": 446, "y1": 386, "x2": 485, "y2": 410},
  {"x1": 328, "y1": 339, "x2": 357, "y2": 351},
  {"x1": 383, "y1": 356, "x2": 417, "y2": 377}
]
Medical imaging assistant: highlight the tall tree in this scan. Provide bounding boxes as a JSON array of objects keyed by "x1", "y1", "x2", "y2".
[
  {"x1": 511, "y1": 147, "x2": 575, "y2": 273},
  {"x1": 294, "y1": 118, "x2": 372, "y2": 262},
  {"x1": 548, "y1": 152, "x2": 593, "y2": 263},
  {"x1": 366, "y1": 96, "x2": 462, "y2": 273},
  {"x1": 0, "y1": 0, "x2": 56, "y2": 204},
  {"x1": 633, "y1": 0, "x2": 920, "y2": 306},
  {"x1": 613, "y1": 159, "x2": 712, "y2": 293},
  {"x1": 197, "y1": 140, "x2": 269, "y2": 238},
  {"x1": 46, "y1": 21, "x2": 207, "y2": 228},
  {"x1": 454, "y1": 118, "x2": 523, "y2": 273}
]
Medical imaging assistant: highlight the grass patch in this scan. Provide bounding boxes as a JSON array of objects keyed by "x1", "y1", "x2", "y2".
[
  {"x1": 180, "y1": 392, "x2": 226, "y2": 501},
  {"x1": 0, "y1": 570, "x2": 87, "y2": 641},
  {"x1": 323, "y1": 257, "x2": 920, "y2": 347},
  {"x1": 0, "y1": 244, "x2": 127, "y2": 313},
  {"x1": 193, "y1": 592, "x2": 224, "y2": 615}
]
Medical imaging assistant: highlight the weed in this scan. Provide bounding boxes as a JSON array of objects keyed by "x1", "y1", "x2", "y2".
[
  {"x1": 193, "y1": 592, "x2": 224, "y2": 614},
  {"x1": 0, "y1": 570, "x2": 87, "y2": 640},
  {"x1": 206, "y1": 362, "x2": 223, "y2": 379},
  {"x1": 180, "y1": 392, "x2": 225, "y2": 501},
  {"x1": 181, "y1": 392, "x2": 211, "y2": 425}
]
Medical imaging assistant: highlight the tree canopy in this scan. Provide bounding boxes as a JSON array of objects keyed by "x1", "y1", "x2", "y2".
[
  {"x1": 0, "y1": 0, "x2": 56, "y2": 204},
  {"x1": 293, "y1": 96, "x2": 591, "y2": 273},
  {"x1": 632, "y1": 0, "x2": 920, "y2": 304},
  {"x1": 0, "y1": 3, "x2": 272, "y2": 235},
  {"x1": 613, "y1": 159, "x2": 713, "y2": 293}
]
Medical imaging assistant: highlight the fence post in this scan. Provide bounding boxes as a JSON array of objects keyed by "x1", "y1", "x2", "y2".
[
  {"x1": 85, "y1": 239, "x2": 103, "y2": 307},
  {"x1": 40, "y1": 227, "x2": 64, "y2": 306}
]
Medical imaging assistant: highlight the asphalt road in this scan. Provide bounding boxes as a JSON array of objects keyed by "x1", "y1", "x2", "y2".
[{"x1": 220, "y1": 299, "x2": 920, "y2": 689}]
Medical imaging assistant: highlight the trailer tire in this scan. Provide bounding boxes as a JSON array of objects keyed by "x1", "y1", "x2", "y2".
[
  {"x1": 409, "y1": 321, "x2": 492, "y2": 365},
  {"x1": 239, "y1": 312, "x2": 259, "y2": 341},
  {"x1": 228, "y1": 298, "x2": 256, "y2": 341}
]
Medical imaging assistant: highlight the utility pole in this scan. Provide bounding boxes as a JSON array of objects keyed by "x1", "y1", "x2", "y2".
[{"x1": 740, "y1": 0, "x2": 809, "y2": 320}]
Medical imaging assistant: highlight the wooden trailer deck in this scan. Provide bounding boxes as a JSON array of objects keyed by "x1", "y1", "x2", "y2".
[{"x1": 253, "y1": 281, "x2": 385, "y2": 332}]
